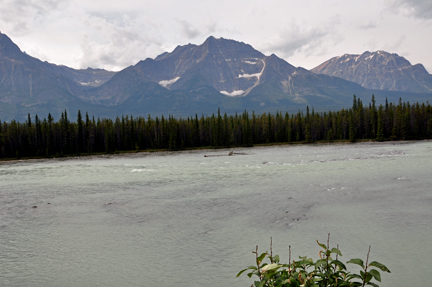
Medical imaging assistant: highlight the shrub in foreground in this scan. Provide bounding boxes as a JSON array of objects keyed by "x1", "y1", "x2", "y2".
[{"x1": 237, "y1": 236, "x2": 390, "y2": 287}]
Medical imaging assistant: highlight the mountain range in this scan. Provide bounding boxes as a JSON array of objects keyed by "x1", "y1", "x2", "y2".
[{"x1": 1, "y1": 32, "x2": 432, "y2": 122}]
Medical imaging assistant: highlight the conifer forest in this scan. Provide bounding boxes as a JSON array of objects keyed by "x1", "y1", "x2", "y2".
[{"x1": 1, "y1": 96, "x2": 432, "y2": 159}]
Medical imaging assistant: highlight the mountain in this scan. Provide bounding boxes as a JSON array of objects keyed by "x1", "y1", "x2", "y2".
[
  {"x1": 311, "y1": 51, "x2": 432, "y2": 93},
  {"x1": 81, "y1": 36, "x2": 377, "y2": 116},
  {"x1": 0, "y1": 32, "x2": 116, "y2": 121},
  {"x1": 1, "y1": 33, "x2": 432, "y2": 122}
]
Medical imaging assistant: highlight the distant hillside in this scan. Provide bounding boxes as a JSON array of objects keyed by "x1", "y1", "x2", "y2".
[
  {"x1": 312, "y1": 51, "x2": 432, "y2": 93},
  {"x1": 0, "y1": 32, "x2": 116, "y2": 121}
]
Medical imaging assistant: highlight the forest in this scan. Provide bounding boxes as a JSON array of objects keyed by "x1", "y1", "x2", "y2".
[{"x1": 1, "y1": 95, "x2": 432, "y2": 159}]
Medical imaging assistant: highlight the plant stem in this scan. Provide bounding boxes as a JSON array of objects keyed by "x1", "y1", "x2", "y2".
[
  {"x1": 270, "y1": 237, "x2": 273, "y2": 263},
  {"x1": 362, "y1": 246, "x2": 371, "y2": 287}
]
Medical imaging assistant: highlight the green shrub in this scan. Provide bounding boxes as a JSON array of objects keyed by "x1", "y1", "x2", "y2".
[{"x1": 237, "y1": 235, "x2": 390, "y2": 287}]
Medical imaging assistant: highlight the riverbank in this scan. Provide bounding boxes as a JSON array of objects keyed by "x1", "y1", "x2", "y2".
[{"x1": 1, "y1": 138, "x2": 427, "y2": 164}]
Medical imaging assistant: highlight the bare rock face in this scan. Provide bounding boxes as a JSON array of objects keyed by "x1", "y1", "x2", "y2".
[{"x1": 312, "y1": 51, "x2": 432, "y2": 94}]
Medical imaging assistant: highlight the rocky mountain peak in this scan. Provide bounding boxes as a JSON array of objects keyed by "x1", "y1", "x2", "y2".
[
  {"x1": 312, "y1": 50, "x2": 432, "y2": 93},
  {"x1": 0, "y1": 32, "x2": 27, "y2": 60},
  {"x1": 201, "y1": 36, "x2": 264, "y2": 60}
]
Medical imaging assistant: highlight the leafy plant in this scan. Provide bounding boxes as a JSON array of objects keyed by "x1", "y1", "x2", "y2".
[{"x1": 237, "y1": 235, "x2": 390, "y2": 287}]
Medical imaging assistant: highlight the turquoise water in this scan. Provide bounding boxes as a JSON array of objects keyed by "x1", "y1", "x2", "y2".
[{"x1": 1, "y1": 141, "x2": 431, "y2": 286}]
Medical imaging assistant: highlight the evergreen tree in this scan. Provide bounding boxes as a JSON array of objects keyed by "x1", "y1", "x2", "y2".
[
  {"x1": 349, "y1": 110, "x2": 355, "y2": 142},
  {"x1": 376, "y1": 105, "x2": 384, "y2": 141},
  {"x1": 0, "y1": 121, "x2": 4, "y2": 158},
  {"x1": 371, "y1": 94, "x2": 377, "y2": 138},
  {"x1": 77, "y1": 110, "x2": 84, "y2": 153}
]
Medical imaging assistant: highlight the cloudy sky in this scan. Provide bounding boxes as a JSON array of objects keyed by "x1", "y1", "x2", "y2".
[{"x1": 1, "y1": 0, "x2": 431, "y2": 73}]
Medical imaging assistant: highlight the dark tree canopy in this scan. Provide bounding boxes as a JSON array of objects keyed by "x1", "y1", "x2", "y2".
[{"x1": 1, "y1": 96, "x2": 431, "y2": 159}]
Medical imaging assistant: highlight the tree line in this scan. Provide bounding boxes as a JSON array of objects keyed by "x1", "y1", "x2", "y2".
[{"x1": 1, "y1": 95, "x2": 432, "y2": 159}]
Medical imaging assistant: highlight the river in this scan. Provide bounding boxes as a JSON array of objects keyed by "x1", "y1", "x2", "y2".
[{"x1": 1, "y1": 141, "x2": 431, "y2": 286}]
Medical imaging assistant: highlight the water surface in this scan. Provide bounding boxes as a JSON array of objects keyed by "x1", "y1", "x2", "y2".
[{"x1": 1, "y1": 141, "x2": 431, "y2": 286}]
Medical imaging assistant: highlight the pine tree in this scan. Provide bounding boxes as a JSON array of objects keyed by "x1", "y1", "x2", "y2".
[
  {"x1": 349, "y1": 111, "x2": 355, "y2": 142},
  {"x1": 376, "y1": 106, "x2": 384, "y2": 141},
  {"x1": 77, "y1": 110, "x2": 84, "y2": 153},
  {"x1": 371, "y1": 94, "x2": 377, "y2": 138},
  {"x1": 0, "y1": 120, "x2": 4, "y2": 158}
]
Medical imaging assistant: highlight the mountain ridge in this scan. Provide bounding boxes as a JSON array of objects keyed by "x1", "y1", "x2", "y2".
[
  {"x1": 312, "y1": 50, "x2": 432, "y2": 93},
  {"x1": 1, "y1": 32, "x2": 432, "y2": 122}
]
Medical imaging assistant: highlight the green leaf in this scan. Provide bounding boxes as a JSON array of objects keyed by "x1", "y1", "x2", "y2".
[
  {"x1": 346, "y1": 274, "x2": 362, "y2": 280},
  {"x1": 368, "y1": 269, "x2": 381, "y2": 282},
  {"x1": 367, "y1": 282, "x2": 379, "y2": 287},
  {"x1": 261, "y1": 263, "x2": 282, "y2": 272},
  {"x1": 276, "y1": 278, "x2": 289, "y2": 284},
  {"x1": 331, "y1": 259, "x2": 347, "y2": 270},
  {"x1": 369, "y1": 261, "x2": 391, "y2": 273},
  {"x1": 289, "y1": 279, "x2": 301, "y2": 287},
  {"x1": 236, "y1": 268, "x2": 248, "y2": 277},
  {"x1": 317, "y1": 239, "x2": 327, "y2": 250},
  {"x1": 315, "y1": 259, "x2": 327, "y2": 268},
  {"x1": 347, "y1": 258, "x2": 365, "y2": 268},
  {"x1": 257, "y1": 252, "x2": 267, "y2": 263},
  {"x1": 330, "y1": 247, "x2": 342, "y2": 256},
  {"x1": 295, "y1": 259, "x2": 313, "y2": 267},
  {"x1": 247, "y1": 271, "x2": 255, "y2": 278},
  {"x1": 272, "y1": 254, "x2": 280, "y2": 263},
  {"x1": 364, "y1": 272, "x2": 373, "y2": 283}
]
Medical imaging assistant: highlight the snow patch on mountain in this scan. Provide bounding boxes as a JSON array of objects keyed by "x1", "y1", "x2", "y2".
[
  {"x1": 244, "y1": 60, "x2": 257, "y2": 64},
  {"x1": 78, "y1": 80, "x2": 103, "y2": 86},
  {"x1": 239, "y1": 72, "x2": 261, "y2": 79},
  {"x1": 238, "y1": 59, "x2": 265, "y2": 80},
  {"x1": 159, "y1": 77, "x2": 180, "y2": 88},
  {"x1": 220, "y1": 90, "x2": 245, "y2": 97}
]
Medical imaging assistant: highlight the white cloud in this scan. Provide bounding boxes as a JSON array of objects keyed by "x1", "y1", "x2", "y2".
[
  {"x1": 261, "y1": 16, "x2": 343, "y2": 61},
  {"x1": 0, "y1": 0, "x2": 69, "y2": 35},
  {"x1": 0, "y1": 0, "x2": 430, "y2": 74},
  {"x1": 357, "y1": 21, "x2": 378, "y2": 30},
  {"x1": 385, "y1": 0, "x2": 432, "y2": 20},
  {"x1": 383, "y1": 34, "x2": 407, "y2": 52},
  {"x1": 177, "y1": 19, "x2": 200, "y2": 39},
  {"x1": 76, "y1": 12, "x2": 165, "y2": 70}
]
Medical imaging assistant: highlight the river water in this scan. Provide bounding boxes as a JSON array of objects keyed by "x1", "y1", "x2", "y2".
[{"x1": 1, "y1": 141, "x2": 431, "y2": 287}]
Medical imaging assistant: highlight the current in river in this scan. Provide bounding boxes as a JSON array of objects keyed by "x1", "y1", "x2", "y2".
[{"x1": 1, "y1": 141, "x2": 431, "y2": 287}]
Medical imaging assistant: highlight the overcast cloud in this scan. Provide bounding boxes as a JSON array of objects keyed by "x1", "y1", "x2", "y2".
[
  {"x1": 1, "y1": 0, "x2": 431, "y2": 73},
  {"x1": 386, "y1": 0, "x2": 432, "y2": 19}
]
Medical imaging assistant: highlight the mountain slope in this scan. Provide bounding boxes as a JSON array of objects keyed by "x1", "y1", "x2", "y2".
[
  {"x1": 85, "y1": 36, "x2": 375, "y2": 114},
  {"x1": 0, "y1": 32, "x2": 116, "y2": 121},
  {"x1": 2, "y1": 33, "x2": 432, "y2": 122},
  {"x1": 312, "y1": 51, "x2": 432, "y2": 93}
]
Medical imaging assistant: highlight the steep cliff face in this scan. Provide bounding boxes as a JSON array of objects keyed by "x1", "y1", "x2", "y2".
[{"x1": 312, "y1": 51, "x2": 432, "y2": 93}]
